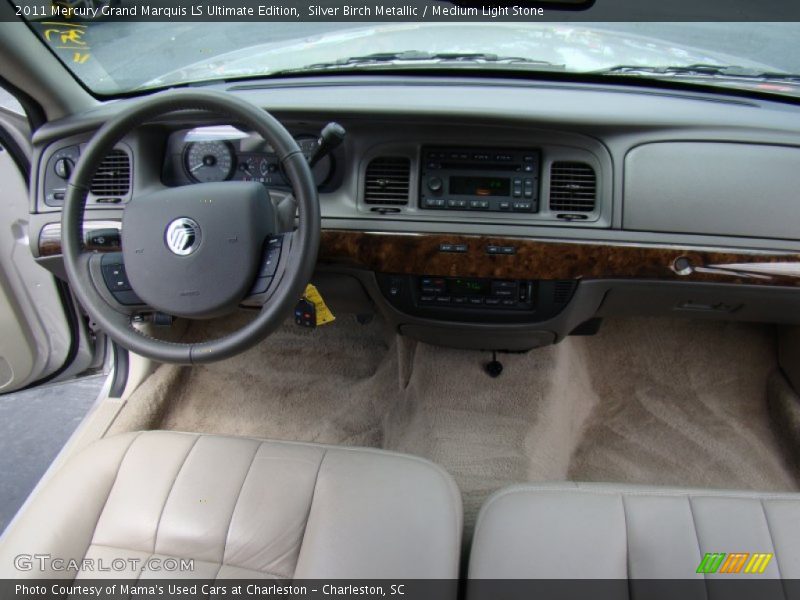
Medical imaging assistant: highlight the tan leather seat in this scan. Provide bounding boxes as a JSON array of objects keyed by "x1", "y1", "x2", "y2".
[
  {"x1": 469, "y1": 482, "x2": 800, "y2": 580},
  {"x1": 0, "y1": 431, "x2": 462, "y2": 579}
]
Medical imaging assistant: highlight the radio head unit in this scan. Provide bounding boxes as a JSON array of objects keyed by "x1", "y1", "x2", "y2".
[{"x1": 420, "y1": 147, "x2": 540, "y2": 213}]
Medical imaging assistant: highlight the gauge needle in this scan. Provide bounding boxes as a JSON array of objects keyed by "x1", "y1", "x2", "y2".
[{"x1": 191, "y1": 163, "x2": 205, "y2": 172}]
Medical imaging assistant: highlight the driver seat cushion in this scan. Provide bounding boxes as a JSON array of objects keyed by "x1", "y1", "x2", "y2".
[{"x1": 0, "y1": 431, "x2": 462, "y2": 579}]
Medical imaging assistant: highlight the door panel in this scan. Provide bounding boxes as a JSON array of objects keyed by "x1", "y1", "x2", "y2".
[{"x1": 0, "y1": 145, "x2": 75, "y2": 391}]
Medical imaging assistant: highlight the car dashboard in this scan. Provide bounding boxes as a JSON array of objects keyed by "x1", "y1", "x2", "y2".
[{"x1": 28, "y1": 75, "x2": 800, "y2": 350}]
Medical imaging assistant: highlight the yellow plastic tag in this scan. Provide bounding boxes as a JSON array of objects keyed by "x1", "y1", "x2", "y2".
[{"x1": 303, "y1": 284, "x2": 335, "y2": 326}]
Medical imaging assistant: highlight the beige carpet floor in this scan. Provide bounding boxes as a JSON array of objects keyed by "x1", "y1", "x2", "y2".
[{"x1": 112, "y1": 314, "x2": 799, "y2": 534}]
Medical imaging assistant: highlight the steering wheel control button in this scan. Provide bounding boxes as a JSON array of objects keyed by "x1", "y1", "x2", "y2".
[
  {"x1": 258, "y1": 236, "x2": 282, "y2": 277},
  {"x1": 100, "y1": 254, "x2": 143, "y2": 306},
  {"x1": 165, "y1": 217, "x2": 202, "y2": 256},
  {"x1": 101, "y1": 263, "x2": 132, "y2": 292}
]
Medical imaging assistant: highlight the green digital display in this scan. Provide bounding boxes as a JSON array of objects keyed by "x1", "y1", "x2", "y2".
[
  {"x1": 448, "y1": 278, "x2": 490, "y2": 295},
  {"x1": 450, "y1": 176, "x2": 510, "y2": 197}
]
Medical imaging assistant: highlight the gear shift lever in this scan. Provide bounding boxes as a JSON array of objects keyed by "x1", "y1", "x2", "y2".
[{"x1": 308, "y1": 122, "x2": 346, "y2": 168}]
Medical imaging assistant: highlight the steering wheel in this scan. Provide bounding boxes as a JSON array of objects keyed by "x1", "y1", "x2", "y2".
[{"x1": 62, "y1": 90, "x2": 320, "y2": 364}]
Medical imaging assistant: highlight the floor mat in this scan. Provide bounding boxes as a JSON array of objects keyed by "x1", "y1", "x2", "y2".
[
  {"x1": 568, "y1": 319, "x2": 796, "y2": 492},
  {"x1": 114, "y1": 315, "x2": 798, "y2": 533},
  {"x1": 113, "y1": 312, "x2": 397, "y2": 448}
]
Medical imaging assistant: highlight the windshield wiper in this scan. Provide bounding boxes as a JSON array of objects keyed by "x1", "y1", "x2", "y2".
[
  {"x1": 276, "y1": 51, "x2": 565, "y2": 74},
  {"x1": 594, "y1": 63, "x2": 800, "y2": 83}
]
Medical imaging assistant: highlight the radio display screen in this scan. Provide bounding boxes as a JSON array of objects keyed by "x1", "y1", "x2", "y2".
[{"x1": 449, "y1": 176, "x2": 510, "y2": 197}]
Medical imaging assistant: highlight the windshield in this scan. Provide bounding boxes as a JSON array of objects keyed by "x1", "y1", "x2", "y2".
[{"x1": 22, "y1": 20, "x2": 800, "y2": 98}]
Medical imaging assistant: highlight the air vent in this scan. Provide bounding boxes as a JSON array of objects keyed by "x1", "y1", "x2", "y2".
[
  {"x1": 549, "y1": 162, "x2": 596, "y2": 213},
  {"x1": 90, "y1": 149, "x2": 130, "y2": 197},
  {"x1": 364, "y1": 157, "x2": 410, "y2": 206}
]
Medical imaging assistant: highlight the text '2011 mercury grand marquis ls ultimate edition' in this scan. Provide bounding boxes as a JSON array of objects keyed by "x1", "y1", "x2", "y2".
[{"x1": 1, "y1": 2, "x2": 800, "y2": 598}]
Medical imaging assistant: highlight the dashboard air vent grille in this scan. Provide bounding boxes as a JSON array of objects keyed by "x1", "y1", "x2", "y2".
[
  {"x1": 90, "y1": 150, "x2": 131, "y2": 197},
  {"x1": 549, "y1": 162, "x2": 596, "y2": 213},
  {"x1": 364, "y1": 157, "x2": 410, "y2": 206}
]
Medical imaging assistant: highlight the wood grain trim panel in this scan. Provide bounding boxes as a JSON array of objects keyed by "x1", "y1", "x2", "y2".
[
  {"x1": 318, "y1": 230, "x2": 800, "y2": 287},
  {"x1": 38, "y1": 225, "x2": 800, "y2": 287}
]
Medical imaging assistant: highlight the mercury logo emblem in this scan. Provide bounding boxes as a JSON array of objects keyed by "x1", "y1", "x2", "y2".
[{"x1": 165, "y1": 218, "x2": 201, "y2": 256}]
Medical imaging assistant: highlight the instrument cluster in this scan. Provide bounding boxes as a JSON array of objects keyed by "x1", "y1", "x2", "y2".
[{"x1": 164, "y1": 126, "x2": 338, "y2": 190}]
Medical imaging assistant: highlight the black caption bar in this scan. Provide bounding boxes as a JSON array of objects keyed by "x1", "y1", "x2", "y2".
[
  {"x1": 5, "y1": 0, "x2": 800, "y2": 22},
  {"x1": 3, "y1": 579, "x2": 800, "y2": 600}
]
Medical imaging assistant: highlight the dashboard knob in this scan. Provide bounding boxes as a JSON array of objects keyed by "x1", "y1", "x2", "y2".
[
  {"x1": 54, "y1": 157, "x2": 74, "y2": 179},
  {"x1": 427, "y1": 176, "x2": 443, "y2": 193}
]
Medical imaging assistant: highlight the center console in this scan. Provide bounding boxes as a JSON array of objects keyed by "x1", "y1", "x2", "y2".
[{"x1": 419, "y1": 147, "x2": 540, "y2": 213}]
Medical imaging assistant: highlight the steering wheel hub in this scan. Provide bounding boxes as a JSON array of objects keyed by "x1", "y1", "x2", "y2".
[
  {"x1": 165, "y1": 217, "x2": 202, "y2": 256},
  {"x1": 121, "y1": 181, "x2": 274, "y2": 319}
]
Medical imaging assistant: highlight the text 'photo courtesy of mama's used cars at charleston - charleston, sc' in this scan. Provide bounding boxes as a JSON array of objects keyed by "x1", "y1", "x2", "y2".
[{"x1": 2, "y1": 1, "x2": 800, "y2": 599}]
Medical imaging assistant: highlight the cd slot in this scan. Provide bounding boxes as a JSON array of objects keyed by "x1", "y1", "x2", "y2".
[{"x1": 437, "y1": 162, "x2": 522, "y2": 171}]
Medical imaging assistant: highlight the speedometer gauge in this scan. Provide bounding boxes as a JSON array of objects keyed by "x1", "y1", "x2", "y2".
[{"x1": 184, "y1": 141, "x2": 235, "y2": 183}]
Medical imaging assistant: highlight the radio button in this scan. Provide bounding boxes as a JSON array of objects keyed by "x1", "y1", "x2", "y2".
[
  {"x1": 425, "y1": 198, "x2": 446, "y2": 208},
  {"x1": 501, "y1": 299, "x2": 518, "y2": 307},
  {"x1": 419, "y1": 295, "x2": 435, "y2": 303},
  {"x1": 524, "y1": 179, "x2": 535, "y2": 198},
  {"x1": 453, "y1": 296, "x2": 468, "y2": 305},
  {"x1": 499, "y1": 201, "x2": 511, "y2": 210},
  {"x1": 427, "y1": 176, "x2": 444, "y2": 192},
  {"x1": 469, "y1": 200, "x2": 489, "y2": 210},
  {"x1": 485, "y1": 298, "x2": 501, "y2": 306},
  {"x1": 447, "y1": 199, "x2": 467, "y2": 209},
  {"x1": 513, "y1": 202, "x2": 533, "y2": 211},
  {"x1": 468, "y1": 297, "x2": 484, "y2": 306},
  {"x1": 435, "y1": 296, "x2": 452, "y2": 304},
  {"x1": 493, "y1": 280, "x2": 518, "y2": 289}
]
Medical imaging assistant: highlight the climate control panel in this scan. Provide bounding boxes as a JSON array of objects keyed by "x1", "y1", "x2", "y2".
[{"x1": 377, "y1": 274, "x2": 577, "y2": 324}]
